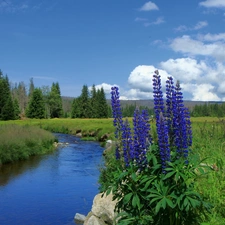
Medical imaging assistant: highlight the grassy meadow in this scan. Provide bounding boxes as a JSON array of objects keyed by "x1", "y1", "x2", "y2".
[{"x1": 0, "y1": 117, "x2": 225, "y2": 224}]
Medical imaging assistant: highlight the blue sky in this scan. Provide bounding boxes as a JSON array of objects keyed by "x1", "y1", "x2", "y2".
[{"x1": 0, "y1": 0, "x2": 225, "y2": 101}]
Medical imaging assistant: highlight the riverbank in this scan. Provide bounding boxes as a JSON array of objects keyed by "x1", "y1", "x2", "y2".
[{"x1": 0, "y1": 124, "x2": 56, "y2": 165}]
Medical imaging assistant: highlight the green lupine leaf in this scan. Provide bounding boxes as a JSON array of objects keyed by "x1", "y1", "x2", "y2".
[
  {"x1": 131, "y1": 172, "x2": 136, "y2": 181},
  {"x1": 166, "y1": 198, "x2": 175, "y2": 208},
  {"x1": 150, "y1": 197, "x2": 162, "y2": 204},
  {"x1": 123, "y1": 192, "x2": 133, "y2": 205},
  {"x1": 162, "y1": 198, "x2": 167, "y2": 209},
  {"x1": 163, "y1": 171, "x2": 176, "y2": 180},
  {"x1": 155, "y1": 200, "x2": 162, "y2": 213}
]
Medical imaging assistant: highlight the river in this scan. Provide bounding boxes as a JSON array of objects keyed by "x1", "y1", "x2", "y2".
[{"x1": 0, "y1": 133, "x2": 104, "y2": 225}]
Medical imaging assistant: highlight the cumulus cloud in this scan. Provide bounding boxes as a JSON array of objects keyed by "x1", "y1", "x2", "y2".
[
  {"x1": 160, "y1": 58, "x2": 207, "y2": 82},
  {"x1": 170, "y1": 35, "x2": 225, "y2": 61},
  {"x1": 128, "y1": 65, "x2": 170, "y2": 92},
  {"x1": 94, "y1": 83, "x2": 119, "y2": 94},
  {"x1": 199, "y1": 0, "x2": 225, "y2": 8},
  {"x1": 139, "y1": 1, "x2": 159, "y2": 11},
  {"x1": 182, "y1": 83, "x2": 220, "y2": 101}
]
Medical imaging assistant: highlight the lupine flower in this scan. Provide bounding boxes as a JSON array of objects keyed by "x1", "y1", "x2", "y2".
[
  {"x1": 111, "y1": 86, "x2": 123, "y2": 159},
  {"x1": 121, "y1": 119, "x2": 134, "y2": 166},
  {"x1": 172, "y1": 81, "x2": 190, "y2": 159},
  {"x1": 166, "y1": 76, "x2": 175, "y2": 144},
  {"x1": 153, "y1": 72, "x2": 170, "y2": 169},
  {"x1": 133, "y1": 108, "x2": 151, "y2": 166}
]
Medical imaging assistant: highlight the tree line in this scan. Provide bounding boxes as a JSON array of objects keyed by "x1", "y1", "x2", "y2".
[
  {"x1": 0, "y1": 70, "x2": 110, "y2": 120},
  {"x1": 191, "y1": 102, "x2": 225, "y2": 117}
]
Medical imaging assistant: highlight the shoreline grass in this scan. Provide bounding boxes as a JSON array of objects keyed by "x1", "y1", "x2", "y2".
[{"x1": 0, "y1": 124, "x2": 56, "y2": 165}]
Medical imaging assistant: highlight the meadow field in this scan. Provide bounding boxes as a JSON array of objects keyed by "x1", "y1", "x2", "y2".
[{"x1": 0, "y1": 117, "x2": 225, "y2": 224}]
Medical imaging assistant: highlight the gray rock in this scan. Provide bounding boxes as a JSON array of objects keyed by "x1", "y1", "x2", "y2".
[{"x1": 74, "y1": 213, "x2": 86, "y2": 224}]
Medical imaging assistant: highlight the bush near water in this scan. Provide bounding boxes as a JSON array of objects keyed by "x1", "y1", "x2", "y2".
[{"x1": 0, "y1": 124, "x2": 56, "y2": 165}]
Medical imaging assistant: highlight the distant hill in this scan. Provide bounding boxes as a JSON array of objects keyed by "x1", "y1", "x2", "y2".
[
  {"x1": 62, "y1": 96, "x2": 224, "y2": 114},
  {"x1": 106, "y1": 99, "x2": 220, "y2": 110}
]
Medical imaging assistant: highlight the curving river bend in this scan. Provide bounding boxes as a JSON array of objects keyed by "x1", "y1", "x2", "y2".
[{"x1": 0, "y1": 133, "x2": 104, "y2": 225}]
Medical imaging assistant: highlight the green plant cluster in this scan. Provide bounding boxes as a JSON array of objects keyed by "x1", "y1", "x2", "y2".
[{"x1": 0, "y1": 124, "x2": 56, "y2": 165}]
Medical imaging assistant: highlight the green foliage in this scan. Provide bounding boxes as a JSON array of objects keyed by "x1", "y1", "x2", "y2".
[
  {"x1": 104, "y1": 145, "x2": 212, "y2": 225},
  {"x1": 0, "y1": 73, "x2": 15, "y2": 120},
  {"x1": 191, "y1": 103, "x2": 225, "y2": 117},
  {"x1": 0, "y1": 124, "x2": 56, "y2": 165},
  {"x1": 49, "y1": 82, "x2": 63, "y2": 118},
  {"x1": 26, "y1": 88, "x2": 45, "y2": 119},
  {"x1": 71, "y1": 84, "x2": 109, "y2": 118}
]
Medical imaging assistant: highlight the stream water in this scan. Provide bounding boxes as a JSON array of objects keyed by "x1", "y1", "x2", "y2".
[{"x1": 0, "y1": 133, "x2": 104, "y2": 225}]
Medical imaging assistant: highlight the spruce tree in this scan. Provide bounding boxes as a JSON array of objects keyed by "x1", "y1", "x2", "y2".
[
  {"x1": 26, "y1": 88, "x2": 45, "y2": 119},
  {"x1": 71, "y1": 97, "x2": 82, "y2": 118},
  {"x1": 96, "y1": 87, "x2": 108, "y2": 118},
  {"x1": 49, "y1": 82, "x2": 63, "y2": 118},
  {"x1": 80, "y1": 85, "x2": 91, "y2": 118},
  {"x1": 90, "y1": 85, "x2": 98, "y2": 118},
  {"x1": 0, "y1": 74, "x2": 15, "y2": 120}
]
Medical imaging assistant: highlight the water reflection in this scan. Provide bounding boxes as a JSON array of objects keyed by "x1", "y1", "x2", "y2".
[{"x1": 0, "y1": 154, "x2": 45, "y2": 186}]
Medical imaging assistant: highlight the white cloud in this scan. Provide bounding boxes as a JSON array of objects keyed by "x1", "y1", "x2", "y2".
[
  {"x1": 199, "y1": 0, "x2": 225, "y2": 8},
  {"x1": 174, "y1": 21, "x2": 208, "y2": 32},
  {"x1": 94, "y1": 83, "x2": 119, "y2": 94},
  {"x1": 144, "y1": 17, "x2": 165, "y2": 26},
  {"x1": 198, "y1": 32, "x2": 225, "y2": 41},
  {"x1": 128, "y1": 65, "x2": 170, "y2": 93},
  {"x1": 160, "y1": 58, "x2": 207, "y2": 82},
  {"x1": 182, "y1": 83, "x2": 220, "y2": 101},
  {"x1": 139, "y1": 1, "x2": 159, "y2": 11},
  {"x1": 174, "y1": 25, "x2": 188, "y2": 32},
  {"x1": 170, "y1": 35, "x2": 225, "y2": 61},
  {"x1": 193, "y1": 21, "x2": 208, "y2": 30}
]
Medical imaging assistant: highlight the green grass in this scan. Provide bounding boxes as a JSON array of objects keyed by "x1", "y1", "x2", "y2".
[
  {"x1": 0, "y1": 124, "x2": 56, "y2": 165},
  {"x1": 0, "y1": 117, "x2": 225, "y2": 224}
]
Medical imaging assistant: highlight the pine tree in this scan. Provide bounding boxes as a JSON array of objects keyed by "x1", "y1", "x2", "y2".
[
  {"x1": 79, "y1": 85, "x2": 91, "y2": 118},
  {"x1": 28, "y1": 78, "x2": 35, "y2": 99},
  {"x1": 90, "y1": 85, "x2": 98, "y2": 118},
  {"x1": 96, "y1": 87, "x2": 108, "y2": 118},
  {"x1": 13, "y1": 98, "x2": 20, "y2": 119},
  {"x1": 49, "y1": 82, "x2": 63, "y2": 118},
  {"x1": 0, "y1": 74, "x2": 15, "y2": 120},
  {"x1": 71, "y1": 97, "x2": 82, "y2": 118},
  {"x1": 26, "y1": 88, "x2": 45, "y2": 119}
]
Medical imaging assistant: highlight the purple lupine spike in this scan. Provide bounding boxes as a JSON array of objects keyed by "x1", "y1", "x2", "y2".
[
  {"x1": 153, "y1": 72, "x2": 170, "y2": 171},
  {"x1": 166, "y1": 76, "x2": 175, "y2": 144},
  {"x1": 172, "y1": 81, "x2": 190, "y2": 159},
  {"x1": 133, "y1": 108, "x2": 151, "y2": 167},
  {"x1": 111, "y1": 86, "x2": 123, "y2": 159},
  {"x1": 121, "y1": 119, "x2": 134, "y2": 166}
]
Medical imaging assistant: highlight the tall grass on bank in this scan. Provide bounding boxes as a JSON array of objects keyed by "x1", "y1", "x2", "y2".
[{"x1": 0, "y1": 124, "x2": 56, "y2": 165}]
